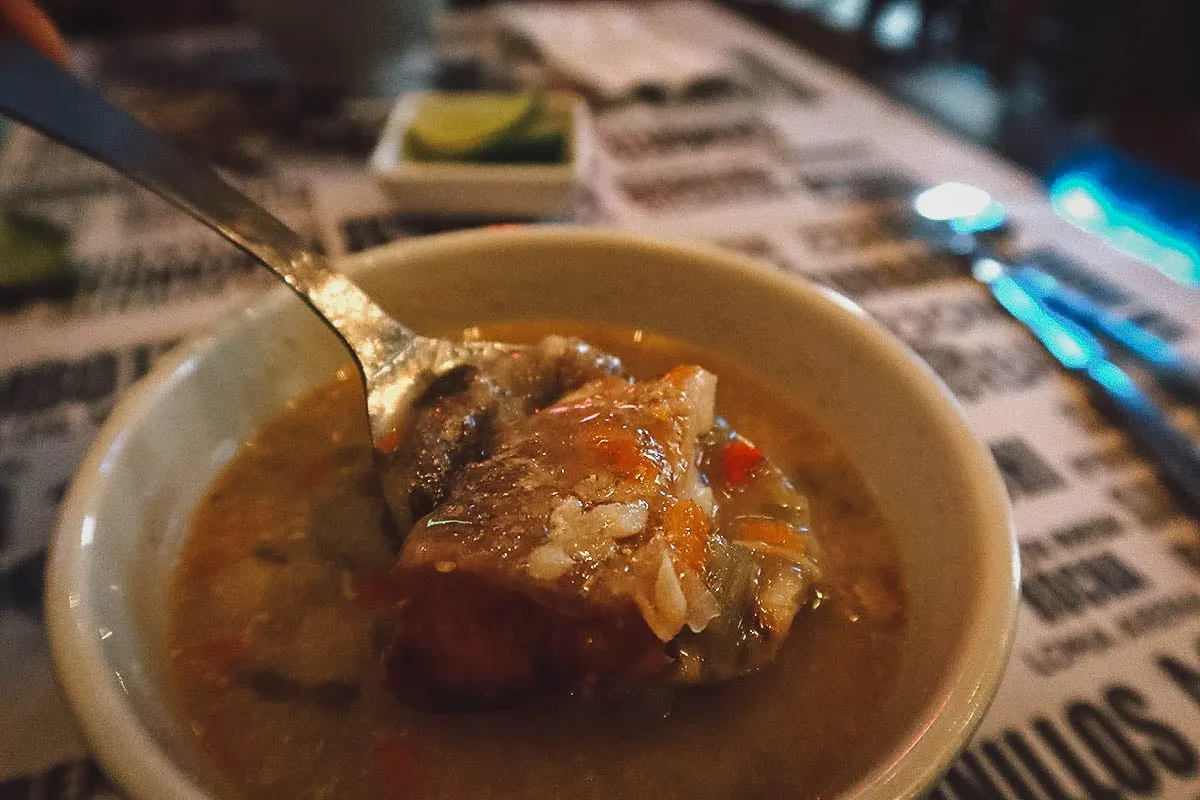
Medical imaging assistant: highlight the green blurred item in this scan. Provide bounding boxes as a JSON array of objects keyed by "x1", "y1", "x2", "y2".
[
  {"x1": 403, "y1": 91, "x2": 568, "y2": 165},
  {"x1": 473, "y1": 112, "x2": 569, "y2": 164},
  {"x1": 0, "y1": 211, "x2": 76, "y2": 310}
]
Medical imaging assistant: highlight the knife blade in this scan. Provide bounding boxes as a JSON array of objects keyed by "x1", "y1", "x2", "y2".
[
  {"x1": 1008, "y1": 265, "x2": 1200, "y2": 407},
  {"x1": 971, "y1": 256, "x2": 1200, "y2": 517}
]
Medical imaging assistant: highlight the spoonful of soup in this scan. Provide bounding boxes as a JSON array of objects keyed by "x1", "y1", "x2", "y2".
[{"x1": 0, "y1": 43, "x2": 821, "y2": 704}]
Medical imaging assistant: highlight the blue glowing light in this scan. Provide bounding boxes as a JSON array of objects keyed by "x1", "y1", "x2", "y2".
[
  {"x1": 1010, "y1": 266, "x2": 1178, "y2": 368},
  {"x1": 1049, "y1": 171, "x2": 1200, "y2": 286},
  {"x1": 950, "y1": 200, "x2": 1007, "y2": 235},
  {"x1": 974, "y1": 258, "x2": 1104, "y2": 371},
  {"x1": 873, "y1": 0, "x2": 921, "y2": 51},
  {"x1": 1086, "y1": 360, "x2": 1145, "y2": 406},
  {"x1": 822, "y1": 0, "x2": 870, "y2": 30}
]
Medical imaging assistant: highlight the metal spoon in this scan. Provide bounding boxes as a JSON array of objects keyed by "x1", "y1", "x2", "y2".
[
  {"x1": 906, "y1": 182, "x2": 1200, "y2": 406},
  {"x1": 907, "y1": 181, "x2": 1200, "y2": 517},
  {"x1": 0, "y1": 42, "x2": 519, "y2": 533}
]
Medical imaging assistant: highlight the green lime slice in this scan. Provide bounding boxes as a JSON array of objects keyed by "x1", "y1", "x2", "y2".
[
  {"x1": 0, "y1": 213, "x2": 70, "y2": 288},
  {"x1": 476, "y1": 109, "x2": 569, "y2": 164},
  {"x1": 406, "y1": 92, "x2": 545, "y2": 161},
  {"x1": 0, "y1": 212, "x2": 76, "y2": 309}
]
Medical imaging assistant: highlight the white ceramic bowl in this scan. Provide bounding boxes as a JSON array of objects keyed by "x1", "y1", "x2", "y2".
[{"x1": 47, "y1": 227, "x2": 1018, "y2": 799}]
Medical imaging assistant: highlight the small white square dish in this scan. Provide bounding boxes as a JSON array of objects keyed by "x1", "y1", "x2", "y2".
[{"x1": 369, "y1": 91, "x2": 591, "y2": 218}]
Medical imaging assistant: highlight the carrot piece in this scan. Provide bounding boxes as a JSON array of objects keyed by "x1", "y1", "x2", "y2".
[
  {"x1": 664, "y1": 499, "x2": 710, "y2": 574},
  {"x1": 738, "y1": 519, "x2": 805, "y2": 552},
  {"x1": 722, "y1": 440, "x2": 763, "y2": 486},
  {"x1": 593, "y1": 435, "x2": 647, "y2": 475},
  {"x1": 580, "y1": 424, "x2": 655, "y2": 482}
]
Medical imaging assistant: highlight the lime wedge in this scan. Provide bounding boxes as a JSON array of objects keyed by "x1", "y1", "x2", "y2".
[
  {"x1": 475, "y1": 110, "x2": 569, "y2": 164},
  {"x1": 477, "y1": 132, "x2": 567, "y2": 164},
  {"x1": 0, "y1": 213, "x2": 70, "y2": 288},
  {"x1": 406, "y1": 92, "x2": 545, "y2": 161},
  {"x1": 0, "y1": 212, "x2": 76, "y2": 309}
]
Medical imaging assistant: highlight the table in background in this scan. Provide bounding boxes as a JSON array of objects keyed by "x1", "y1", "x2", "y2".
[{"x1": 2, "y1": 3, "x2": 1200, "y2": 798}]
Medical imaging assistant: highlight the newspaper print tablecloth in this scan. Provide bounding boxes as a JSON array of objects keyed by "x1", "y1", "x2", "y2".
[{"x1": 3, "y1": 3, "x2": 1200, "y2": 797}]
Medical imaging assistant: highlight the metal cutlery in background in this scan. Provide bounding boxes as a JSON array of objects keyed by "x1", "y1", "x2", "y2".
[
  {"x1": 1007, "y1": 266, "x2": 1200, "y2": 407},
  {"x1": 971, "y1": 256, "x2": 1200, "y2": 516},
  {"x1": 908, "y1": 182, "x2": 1200, "y2": 517},
  {"x1": 904, "y1": 182, "x2": 1200, "y2": 409}
]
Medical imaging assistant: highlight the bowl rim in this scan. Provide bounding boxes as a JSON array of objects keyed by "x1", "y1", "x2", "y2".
[{"x1": 46, "y1": 225, "x2": 1019, "y2": 800}]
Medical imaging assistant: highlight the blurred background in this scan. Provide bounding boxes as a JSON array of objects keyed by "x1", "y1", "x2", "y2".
[
  {"x1": 24, "y1": 0, "x2": 1200, "y2": 276},
  {"x1": 3, "y1": 1, "x2": 1200, "y2": 794},
  {"x1": 28, "y1": 0, "x2": 1200, "y2": 174}
]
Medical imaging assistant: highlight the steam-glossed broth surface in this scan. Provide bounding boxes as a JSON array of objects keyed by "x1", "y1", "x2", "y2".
[{"x1": 167, "y1": 323, "x2": 909, "y2": 799}]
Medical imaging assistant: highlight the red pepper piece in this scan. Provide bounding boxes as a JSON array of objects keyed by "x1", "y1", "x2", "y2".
[{"x1": 722, "y1": 439, "x2": 763, "y2": 487}]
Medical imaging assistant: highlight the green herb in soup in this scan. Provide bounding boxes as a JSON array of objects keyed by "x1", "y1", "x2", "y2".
[{"x1": 167, "y1": 323, "x2": 908, "y2": 800}]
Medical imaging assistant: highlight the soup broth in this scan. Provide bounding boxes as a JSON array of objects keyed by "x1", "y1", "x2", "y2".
[{"x1": 167, "y1": 323, "x2": 909, "y2": 799}]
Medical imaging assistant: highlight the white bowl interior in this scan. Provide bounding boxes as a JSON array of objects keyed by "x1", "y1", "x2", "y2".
[{"x1": 48, "y1": 228, "x2": 1017, "y2": 800}]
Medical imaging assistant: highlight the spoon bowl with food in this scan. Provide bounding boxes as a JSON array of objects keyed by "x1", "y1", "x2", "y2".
[{"x1": 1, "y1": 41, "x2": 826, "y2": 702}]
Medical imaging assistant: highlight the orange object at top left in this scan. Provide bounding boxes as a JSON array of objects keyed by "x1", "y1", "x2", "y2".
[{"x1": 0, "y1": 0, "x2": 68, "y2": 65}]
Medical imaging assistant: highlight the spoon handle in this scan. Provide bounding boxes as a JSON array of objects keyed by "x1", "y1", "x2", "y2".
[{"x1": 0, "y1": 42, "x2": 415, "y2": 379}]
